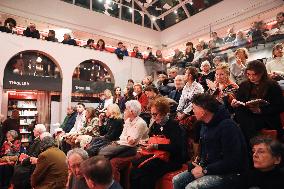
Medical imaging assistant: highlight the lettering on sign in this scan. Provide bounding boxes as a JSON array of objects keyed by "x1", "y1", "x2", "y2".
[{"x1": 8, "y1": 80, "x2": 30, "y2": 86}]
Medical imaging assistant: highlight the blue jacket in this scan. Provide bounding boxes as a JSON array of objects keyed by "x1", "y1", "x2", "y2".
[
  {"x1": 115, "y1": 48, "x2": 129, "y2": 56},
  {"x1": 199, "y1": 105, "x2": 248, "y2": 175}
]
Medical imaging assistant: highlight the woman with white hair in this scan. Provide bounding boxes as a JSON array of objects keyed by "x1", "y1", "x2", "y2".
[
  {"x1": 86, "y1": 104, "x2": 124, "y2": 156},
  {"x1": 98, "y1": 100, "x2": 148, "y2": 159},
  {"x1": 198, "y1": 60, "x2": 215, "y2": 90},
  {"x1": 0, "y1": 130, "x2": 20, "y2": 189},
  {"x1": 0, "y1": 130, "x2": 20, "y2": 157}
]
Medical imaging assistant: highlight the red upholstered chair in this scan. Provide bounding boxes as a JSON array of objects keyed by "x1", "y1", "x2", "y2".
[
  {"x1": 260, "y1": 129, "x2": 278, "y2": 140},
  {"x1": 110, "y1": 155, "x2": 138, "y2": 189},
  {"x1": 155, "y1": 164, "x2": 188, "y2": 189}
]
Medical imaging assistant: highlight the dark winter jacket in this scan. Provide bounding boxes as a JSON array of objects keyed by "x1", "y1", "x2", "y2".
[{"x1": 199, "y1": 105, "x2": 248, "y2": 175}]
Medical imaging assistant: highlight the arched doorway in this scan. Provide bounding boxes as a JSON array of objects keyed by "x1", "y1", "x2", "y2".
[
  {"x1": 71, "y1": 59, "x2": 114, "y2": 104},
  {"x1": 2, "y1": 50, "x2": 62, "y2": 138}
]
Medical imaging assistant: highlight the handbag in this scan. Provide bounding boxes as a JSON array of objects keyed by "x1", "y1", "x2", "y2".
[{"x1": 137, "y1": 135, "x2": 170, "y2": 168}]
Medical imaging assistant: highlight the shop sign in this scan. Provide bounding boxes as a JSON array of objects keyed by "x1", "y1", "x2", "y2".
[
  {"x1": 8, "y1": 91, "x2": 37, "y2": 99},
  {"x1": 72, "y1": 80, "x2": 114, "y2": 94},
  {"x1": 3, "y1": 73, "x2": 62, "y2": 92}
]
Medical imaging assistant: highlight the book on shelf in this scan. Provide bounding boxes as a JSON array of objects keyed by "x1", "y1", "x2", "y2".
[{"x1": 235, "y1": 99, "x2": 270, "y2": 108}]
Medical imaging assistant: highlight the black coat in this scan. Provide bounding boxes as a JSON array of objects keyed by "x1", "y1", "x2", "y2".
[
  {"x1": 100, "y1": 118, "x2": 124, "y2": 141},
  {"x1": 240, "y1": 168, "x2": 284, "y2": 189},
  {"x1": 150, "y1": 118, "x2": 185, "y2": 165},
  {"x1": 234, "y1": 80, "x2": 284, "y2": 141},
  {"x1": 62, "y1": 39, "x2": 77, "y2": 46},
  {"x1": 199, "y1": 105, "x2": 248, "y2": 175},
  {"x1": 23, "y1": 27, "x2": 40, "y2": 39}
]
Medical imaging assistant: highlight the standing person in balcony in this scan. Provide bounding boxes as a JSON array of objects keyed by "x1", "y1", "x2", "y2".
[
  {"x1": 84, "y1": 39, "x2": 95, "y2": 49},
  {"x1": 0, "y1": 18, "x2": 17, "y2": 34},
  {"x1": 230, "y1": 48, "x2": 249, "y2": 85},
  {"x1": 45, "y1": 30, "x2": 58, "y2": 42},
  {"x1": 62, "y1": 33, "x2": 78, "y2": 46},
  {"x1": 115, "y1": 42, "x2": 128, "y2": 59},
  {"x1": 156, "y1": 49, "x2": 167, "y2": 74},
  {"x1": 95, "y1": 39, "x2": 106, "y2": 51},
  {"x1": 144, "y1": 47, "x2": 157, "y2": 77},
  {"x1": 23, "y1": 23, "x2": 40, "y2": 39},
  {"x1": 132, "y1": 46, "x2": 143, "y2": 59}
]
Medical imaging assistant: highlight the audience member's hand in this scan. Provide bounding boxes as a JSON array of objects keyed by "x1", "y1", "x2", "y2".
[
  {"x1": 206, "y1": 79, "x2": 216, "y2": 90},
  {"x1": 231, "y1": 99, "x2": 241, "y2": 108},
  {"x1": 127, "y1": 136, "x2": 136, "y2": 145},
  {"x1": 177, "y1": 112, "x2": 185, "y2": 121},
  {"x1": 30, "y1": 157, "x2": 38, "y2": 164},
  {"x1": 191, "y1": 162, "x2": 204, "y2": 179}
]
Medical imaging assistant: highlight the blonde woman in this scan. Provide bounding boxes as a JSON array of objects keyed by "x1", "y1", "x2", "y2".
[
  {"x1": 86, "y1": 104, "x2": 124, "y2": 156},
  {"x1": 207, "y1": 63, "x2": 238, "y2": 106}
]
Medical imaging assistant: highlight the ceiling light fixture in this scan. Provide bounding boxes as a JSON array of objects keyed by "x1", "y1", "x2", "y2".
[
  {"x1": 129, "y1": 8, "x2": 133, "y2": 13},
  {"x1": 105, "y1": 0, "x2": 111, "y2": 5},
  {"x1": 174, "y1": 10, "x2": 177, "y2": 14},
  {"x1": 98, "y1": 0, "x2": 103, "y2": 2},
  {"x1": 151, "y1": 16, "x2": 156, "y2": 21}
]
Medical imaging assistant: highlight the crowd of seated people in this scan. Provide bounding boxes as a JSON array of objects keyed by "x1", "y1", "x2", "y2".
[
  {"x1": 0, "y1": 43, "x2": 283, "y2": 189},
  {"x1": 0, "y1": 11, "x2": 284, "y2": 189}
]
